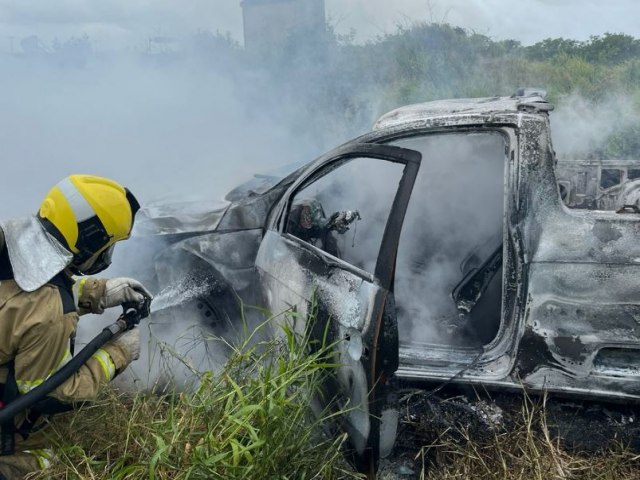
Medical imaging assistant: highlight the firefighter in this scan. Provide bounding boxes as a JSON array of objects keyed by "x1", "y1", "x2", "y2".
[{"x1": 0, "y1": 175, "x2": 152, "y2": 479}]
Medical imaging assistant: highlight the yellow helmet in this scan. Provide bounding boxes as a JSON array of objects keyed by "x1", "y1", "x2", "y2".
[{"x1": 38, "y1": 175, "x2": 141, "y2": 274}]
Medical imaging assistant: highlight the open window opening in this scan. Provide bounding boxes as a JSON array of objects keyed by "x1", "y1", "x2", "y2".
[
  {"x1": 555, "y1": 161, "x2": 640, "y2": 211},
  {"x1": 390, "y1": 132, "x2": 507, "y2": 350},
  {"x1": 285, "y1": 156, "x2": 405, "y2": 275}
]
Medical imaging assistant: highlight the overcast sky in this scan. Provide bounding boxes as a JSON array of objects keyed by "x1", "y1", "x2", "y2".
[
  {"x1": 1, "y1": 0, "x2": 639, "y2": 51},
  {"x1": 0, "y1": 0, "x2": 638, "y2": 215}
]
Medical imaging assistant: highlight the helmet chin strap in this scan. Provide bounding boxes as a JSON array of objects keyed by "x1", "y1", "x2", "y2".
[{"x1": 71, "y1": 245, "x2": 115, "y2": 276}]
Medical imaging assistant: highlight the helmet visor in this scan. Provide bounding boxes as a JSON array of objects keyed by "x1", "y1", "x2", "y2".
[{"x1": 76, "y1": 244, "x2": 115, "y2": 275}]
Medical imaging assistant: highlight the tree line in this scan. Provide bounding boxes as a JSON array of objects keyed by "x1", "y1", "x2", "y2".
[{"x1": 9, "y1": 22, "x2": 640, "y2": 157}]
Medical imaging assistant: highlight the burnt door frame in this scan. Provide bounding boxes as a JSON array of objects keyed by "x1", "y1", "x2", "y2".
[{"x1": 261, "y1": 142, "x2": 421, "y2": 473}]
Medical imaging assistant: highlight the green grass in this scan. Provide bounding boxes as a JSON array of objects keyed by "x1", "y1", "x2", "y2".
[
  {"x1": 37, "y1": 311, "x2": 361, "y2": 480},
  {"x1": 36, "y1": 316, "x2": 640, "y2": 480}
]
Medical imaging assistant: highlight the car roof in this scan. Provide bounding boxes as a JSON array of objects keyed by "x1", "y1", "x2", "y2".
[{"x1": 373, "y1": 90, "x2": 553, "y2": 130}]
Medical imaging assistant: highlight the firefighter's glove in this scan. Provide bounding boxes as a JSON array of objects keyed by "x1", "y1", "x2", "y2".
[
  {"x1": 327, "y1": 210, "x2": 361, "y2": 234},
  {"x1": 111, "y1": 328, "x2": 141, "y2": 364},
  {"x1": 100, "y1": 277, "x2": 153, "y2": 313}
]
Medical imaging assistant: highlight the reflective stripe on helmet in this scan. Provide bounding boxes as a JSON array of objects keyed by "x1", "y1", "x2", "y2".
[
  {"x1": 39, "y1": 175, "x2": 137, "y2": 261},
  {"x1": 56, "y1": 177, "x2": 97, "y2": 223}
]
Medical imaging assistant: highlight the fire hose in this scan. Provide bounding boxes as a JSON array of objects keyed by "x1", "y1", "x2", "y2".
[{"x1": 0, "y1": 298, "x2": 151, "y2": 426}]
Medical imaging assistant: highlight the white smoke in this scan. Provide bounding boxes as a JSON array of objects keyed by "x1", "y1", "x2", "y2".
[
  {"x1": 0, "y1": 32, "x2": 377, "y2": 388},
  {"x1": 551, "y1": 92, "x2": 640, "y2": 159},
  {"x1": 3, "y1": 5, "x2": 638, "y2": 387},
  {"x1": 285, "y1": 132, "x2": 505, "y2": 349},
  {"x1": 0, "y1": 50, "x2": 324, "y2": 219}
]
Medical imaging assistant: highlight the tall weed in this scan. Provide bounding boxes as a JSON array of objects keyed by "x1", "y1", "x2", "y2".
[{"x1": 38, "y1": 311, "x2": 360, "y2": 480}]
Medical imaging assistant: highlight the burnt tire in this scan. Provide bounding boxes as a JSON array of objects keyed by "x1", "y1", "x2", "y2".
[{"x1": 194, "y1": 292, "x2": 237, "y2": 336}]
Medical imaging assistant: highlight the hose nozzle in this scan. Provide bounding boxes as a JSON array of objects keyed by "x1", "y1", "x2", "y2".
[{"x1": 120, "y1": 296, "x2": 152, "y2": 330}]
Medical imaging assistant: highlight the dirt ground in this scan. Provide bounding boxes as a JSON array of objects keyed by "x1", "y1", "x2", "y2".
[{"x1": 378, "y1": 383, "x2": 640, "y2": 479}]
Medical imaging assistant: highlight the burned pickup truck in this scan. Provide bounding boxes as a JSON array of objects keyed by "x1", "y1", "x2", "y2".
[
  {"x1": 556, "y1": 158, "x2": 640, "y2": 210},
  {"x1": 135, "y1": 90, "x2": 640, "y2": 475}
]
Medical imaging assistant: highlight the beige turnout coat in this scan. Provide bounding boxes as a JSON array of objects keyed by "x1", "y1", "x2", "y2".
[
  {"x1": 0, "y1": 219, "x2": 136, "y2": 480},
  {"x1": 0, "y1": 223, "x2": 135, "y2": 478},
  {"x1": 0, "y1": 231, "x2": 130, "y2": 403}
]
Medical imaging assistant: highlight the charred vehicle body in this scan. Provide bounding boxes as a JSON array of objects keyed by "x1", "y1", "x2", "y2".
[
  {"x1": 556, "y1": 159, "x2": 640, "y2": 210},
  {"x1": 135, "y1": 90, "x2": 640, "y2": 474}
]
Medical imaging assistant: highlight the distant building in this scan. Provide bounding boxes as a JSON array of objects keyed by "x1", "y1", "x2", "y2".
[{"x1": 241, "y1": 0, "x2": 326, "y2": 54}]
